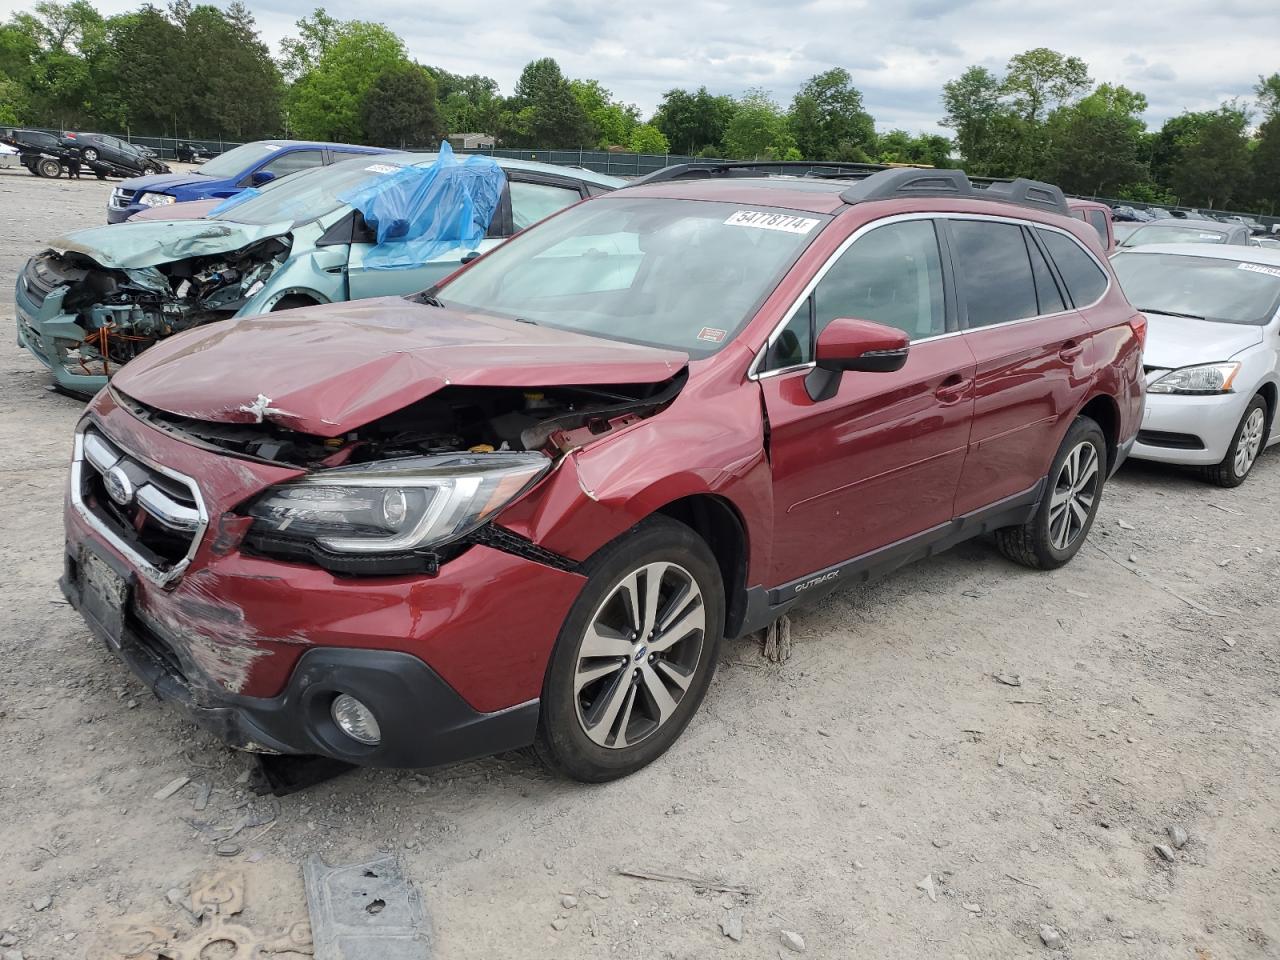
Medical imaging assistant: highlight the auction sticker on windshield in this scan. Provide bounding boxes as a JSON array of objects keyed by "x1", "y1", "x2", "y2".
[
  {"x1": 724, "y1": 210, "x2": 820, "y2": 234},
  {"x1": 1239, "y1": 262, "x2": 1280, "y2": 279},
  {"x1": 365, "y1": 163, "x2": 401, "y2": 174}
]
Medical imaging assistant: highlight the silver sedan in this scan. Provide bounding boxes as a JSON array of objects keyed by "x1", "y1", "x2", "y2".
[{"x1": 1110, "y1": 243, "x2": 1280, "y2": 486}]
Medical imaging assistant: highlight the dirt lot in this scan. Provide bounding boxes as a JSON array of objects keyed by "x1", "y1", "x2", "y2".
[{"x1": 1, "y1": 166, "x2": 1278, "y2": 960}]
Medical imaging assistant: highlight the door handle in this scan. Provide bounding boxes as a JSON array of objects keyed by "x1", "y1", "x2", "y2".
[
  {"x1": 1059, "y1": 340, "x2": 1085, "y2": 362},
  {"x1": 935, "y1": 375, "x2": 972, "y2": 403}
]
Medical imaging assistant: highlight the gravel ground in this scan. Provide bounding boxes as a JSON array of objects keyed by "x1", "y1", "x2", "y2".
[{"x1": 1, "y1": 167, "x2": 1278, "y2": 960}]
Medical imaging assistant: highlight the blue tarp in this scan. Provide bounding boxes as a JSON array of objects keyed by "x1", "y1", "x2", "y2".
[
  {"x1": 338, "y1": 142, "x2": 506, "y2": 270},
  {"x1": 208, "y1": 186, "x2": 261, "y2": 217}
]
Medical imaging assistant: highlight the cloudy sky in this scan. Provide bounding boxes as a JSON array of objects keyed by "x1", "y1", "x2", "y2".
[{"x1": 4, "y1": 0, "x2": 1275, "y2": 133}]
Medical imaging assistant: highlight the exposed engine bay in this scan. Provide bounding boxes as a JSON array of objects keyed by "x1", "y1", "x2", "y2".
[
  {"x1": 116, "y1": 374, "x2": 687, "y2": 465},
  {"x1": 29, "y1": 238, "x2": 290, "y2": 376}
]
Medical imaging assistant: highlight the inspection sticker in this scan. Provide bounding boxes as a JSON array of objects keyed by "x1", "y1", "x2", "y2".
[
  {"x1": 1240, "y1": 262, "x2": 1280, "y2": 279},
  {"x1": 364, "y1": 163, "x2": 401, "y2": 174},
  {"x1": 724, "y1": 210, "x2": 820, "y2": 234},
  {"x1": 697, "y1": 326, "x2": 728, "y2": 343}
]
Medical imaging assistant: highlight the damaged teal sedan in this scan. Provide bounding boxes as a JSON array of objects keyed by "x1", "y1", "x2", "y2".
[{"x1": 15, "y1": 146, "x2": 623, "y2": 395}]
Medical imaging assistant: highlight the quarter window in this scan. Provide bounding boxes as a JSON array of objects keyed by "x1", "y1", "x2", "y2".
[
  {"x1": 765, "y1": 300, "x2": 814, "y2": 369},
  {"x1": 950, "y1": 220, "x2": 1039, "y2": 328},
  {"x1": 1087, "y1": 210, "x2": 1109, "y2": 241},
  {"x1": 259, "y1": 149, "x2": 324, "y2": 179},
  {"x1": 1038, "y1": 229, "x2": 1108, "y2": 306},
  {"x1": 813, "y1": 219, "x2": 946, "y2": 341}
]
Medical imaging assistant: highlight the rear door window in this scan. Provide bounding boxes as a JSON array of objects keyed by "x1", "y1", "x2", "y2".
[
  {"x1": 950, "y1": 219, "x2": 1039, "y2": 327},
  {"x1": 1037, "y1": 229, "x2": 1109, "y2": 306}
]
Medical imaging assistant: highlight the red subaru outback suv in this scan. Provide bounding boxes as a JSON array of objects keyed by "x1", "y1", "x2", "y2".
[{"x1": 61, "y1": 167, "x2": 1145, "y2": 782}]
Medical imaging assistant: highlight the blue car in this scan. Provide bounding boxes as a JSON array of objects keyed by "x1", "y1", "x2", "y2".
[{"x1": 106, "y1": 140, "x2": 389, "y2": 224}]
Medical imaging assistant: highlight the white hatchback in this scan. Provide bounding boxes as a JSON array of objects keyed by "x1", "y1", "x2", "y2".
[{"x1": 1111, "y1": 243, "x2": 1280, "y2": 486}]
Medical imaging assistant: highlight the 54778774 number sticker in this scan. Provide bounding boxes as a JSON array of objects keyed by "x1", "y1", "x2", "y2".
[{"x1": 724, "y1": 210, "x2": 820, "y2": 234}]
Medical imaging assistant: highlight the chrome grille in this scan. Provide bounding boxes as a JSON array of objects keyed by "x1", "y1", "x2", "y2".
[
  {"x1": 71, "y1": 424, "x2": 208, "y2": 584},
  {"x1": 110, "y1": 187, "x2": 136, "y2": 208}
]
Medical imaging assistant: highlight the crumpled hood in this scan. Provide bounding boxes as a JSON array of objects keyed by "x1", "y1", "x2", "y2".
[
  {"x1": 48, "y1": 218, "x2": 291, "y2": 269},
  {"x1": 112, "y1": 298, "x2": 689, "y2": 436},
  {"x1": 119, "y1": 171, "x2": 218, "y2": 195},
  {"x1": 1142, "y1": 311, "x2": 1264, "y2": 369}
]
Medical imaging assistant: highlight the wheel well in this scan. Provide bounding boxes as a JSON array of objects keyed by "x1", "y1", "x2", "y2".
[
  {"x1": 1079, "y1": 395, "x2": 1118, "y2": 469},
  {"x1": 1255, "y1": 382, "x2": 1276, "y2": 432},
  {"x1": 271, "y1": 294, "x2": 320, "y2": 312},
  {"x1": 655, "y1": 495, "x2": 750, "y2": 636}
]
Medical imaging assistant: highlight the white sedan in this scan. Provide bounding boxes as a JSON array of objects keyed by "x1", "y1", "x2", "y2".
[{"x1": 1110, "y1": 243, "x2": 1280, "y2": 486}]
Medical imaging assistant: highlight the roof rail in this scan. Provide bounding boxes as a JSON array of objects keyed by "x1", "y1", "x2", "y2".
[
  {"x1": 840, "y1": 168, "x2": 1070, "y2": 216},
  {"x1": 632, "y1": 160, "x2": 889, "y2": 185}
]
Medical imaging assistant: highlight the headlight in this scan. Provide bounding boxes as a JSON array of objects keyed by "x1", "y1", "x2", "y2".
[
  {"x1": 1148, "y1": 362, "x2": 1241, "y2": 395},
  {"x1": 246, "y1": 453, "x2": 549, "y2": 554},
  {"x1": 137, "y1": 192, "x2": 175, "y2": 207}
]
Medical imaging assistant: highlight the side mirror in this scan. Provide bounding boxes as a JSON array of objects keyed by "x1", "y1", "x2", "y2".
[
  {"x1": 250, "y1": 170, "x2": 276, "y2": 186},
  {"x1": 460, "y1": 251, "x2": 481, "y2": 264},
  {"x1": 805, "y1": 317, "x2": 910, "y2": 402}
]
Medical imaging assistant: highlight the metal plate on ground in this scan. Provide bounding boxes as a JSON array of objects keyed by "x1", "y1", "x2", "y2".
[{"x1": 304, "y1": 853, "x2": 431, "y2": 960}]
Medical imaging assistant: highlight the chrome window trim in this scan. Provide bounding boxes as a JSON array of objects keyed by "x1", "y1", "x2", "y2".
[
  {"x1": 749, "y1": 211, "x2": 1113, "y2": 380},
  {"x1": 70, "y1": 419, "x2": 209, "y2": 586}
]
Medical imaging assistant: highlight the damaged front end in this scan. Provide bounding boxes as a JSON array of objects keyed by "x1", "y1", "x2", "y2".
[
  {"x1": 16, "y1": 238, "x2": 289, "y2": 395},
  {"x1": 115, "y1": 372, "x2": 685, "y2": 576}
]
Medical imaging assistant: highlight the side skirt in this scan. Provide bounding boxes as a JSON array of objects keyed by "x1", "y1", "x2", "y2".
[{"x1": 731, "y1": 481, "x2": 1044, "y2": 638}]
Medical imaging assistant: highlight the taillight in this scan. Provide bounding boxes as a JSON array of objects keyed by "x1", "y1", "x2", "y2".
[{"x1": 1128, "y1": 313, "x2": 1147, "y2": 351}]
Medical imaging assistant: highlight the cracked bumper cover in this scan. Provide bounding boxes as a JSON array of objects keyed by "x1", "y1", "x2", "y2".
[
  {"x1": 15, "y1": 277, "x2": 107, "y2": 395},
  {"x1": 60, "y1": 544, "x2": 551, "y2": 767}
]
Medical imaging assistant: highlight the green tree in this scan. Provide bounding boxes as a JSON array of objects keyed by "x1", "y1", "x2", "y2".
[
  {"x1": 503, "y1": 57, "x2": 594, "y2": 147},
  {"x1": 628, "y1": 122, "x2": 668, "y2": 154},
  {"x1": 278, "y1": 7, "x2": 340, "y2": 81},
  {"x1": 1254, "y1": 73, "x2": 1280, "y2": 211},
  {"x1": 570, "y1": 78, "x2": 638, "y2": 147},
  {"x1": 652, "y1": 86, "x2": 736, "y2": 155},
  {"x1": 8, "y1": 0, "x2": 114, "y2": 127},
  {"x1": 941, "y1": 65, "x2": 1009, "y2": 174},
  {"x1": 723, "y1": 89, "x2": 796, "y2": 160},
  {"x1": 874, "y1": 129, "x2": 953, "y2": 167},
  {"x1": 285, "y1": 19, "x2": 407, "y2": 141},
  {"x1": 788, "y1": 67, "x2": 875, "y2": 160},
  {"x1": 360, "y1": 62, "x2": 441, "y2": 148},
  {"x1": 1045, "y1": 83, "x2": 1149, "y2": 196},
  {"x1": 429, "y1": 68, "x2": 500, "y2": 134},
  {"x1": 1169, "y1": 102, "x2": 1253, "y2": 209},
  {"x1": 104, "y1": 6, "x2": 186, "y2": 134}
]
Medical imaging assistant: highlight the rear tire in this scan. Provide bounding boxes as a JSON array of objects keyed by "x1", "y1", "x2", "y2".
[
  {"x1": 534, "y1": 516, "x2": 723, "y2": 782},
  {"x1": 81, "y1": 147, "x2": 99, "y2": 162},
  {"x1": 995, "y1": 416, "x2": 1107, "y2": 570},
  {"x1": 36, "y1": 158, "x2": 61, "y2": 178},
  {"x1": 1202, "y1": 394, "x2": 1267, "y2": 488}
]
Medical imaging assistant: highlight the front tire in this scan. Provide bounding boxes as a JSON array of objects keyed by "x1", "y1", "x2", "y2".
[
  {"x1": 534, "y1": 516, "x2": 724, "y2": 782},
  {"x1": 995, "y1": 416, "x2": 1107, "y2": 570},
  {"x1": 1203, "y1": 395, "x2": 1267, "y2": 488}
]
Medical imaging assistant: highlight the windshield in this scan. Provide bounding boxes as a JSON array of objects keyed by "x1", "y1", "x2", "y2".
[
  {"x1": 1112, "y1": 253, "x2": 1280, "y2": 325},
  {"x1": 212, "y1": 157, "x2": 411, "y2": 226},
  {"x1": 1121, "y1": 223, "x2": 1227, "y2": 247},
  {"x1": 436, "y1": 196, "x2": 831, "y2": 357},
  {"x1": 196, "y1": 143, "x2": 292, "y2": 179}
]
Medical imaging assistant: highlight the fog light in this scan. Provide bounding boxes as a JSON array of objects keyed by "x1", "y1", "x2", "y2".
[{"x1": 331, "y1": 694, "x2": 381, "y2": 745}]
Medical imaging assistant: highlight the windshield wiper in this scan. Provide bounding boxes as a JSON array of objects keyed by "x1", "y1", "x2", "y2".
[
  {"x1": 1137, "y1": 307, "x2": 1207, "y2": 321},
  {"x1": 409, "y1": 289, "x2": 444, "y2": 307}
]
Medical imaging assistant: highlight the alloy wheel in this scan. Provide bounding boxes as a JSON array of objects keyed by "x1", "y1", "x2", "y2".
[
  {"x1": 573, "y1": 561, "x2": 705, "y2": 749},
  {"x1": 1048, "y1": 441, "x2": 1099, "y2": 551},
  {"x1": 1234, "y1": 407, "x2": 1265, "y2": 478}
]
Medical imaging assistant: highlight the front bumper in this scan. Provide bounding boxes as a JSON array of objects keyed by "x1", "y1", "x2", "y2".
[
  {"x1": 1131, "y1": 391, "x2": 1248, "y2": 466},
  {"x1": 60, "y1": 548, "x2": 540, "y2": 766},
  {"x1": 106, "y1": 203, "x2": 141, "y2": 224},
  {"x1": 14, "y1": 277, "x2": 106, "y2": 395},
  {"x1": 61, "y1": 391, "x2": 587, "y2": 766}
]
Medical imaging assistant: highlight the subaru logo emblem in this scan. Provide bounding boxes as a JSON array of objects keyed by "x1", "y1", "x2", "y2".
[
  {"x1": 633, "y1": 645, "x2": 648, "y2": 662},
  {"x1": 102, "y1": 465, "x2": 134, "y2": 506}
]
